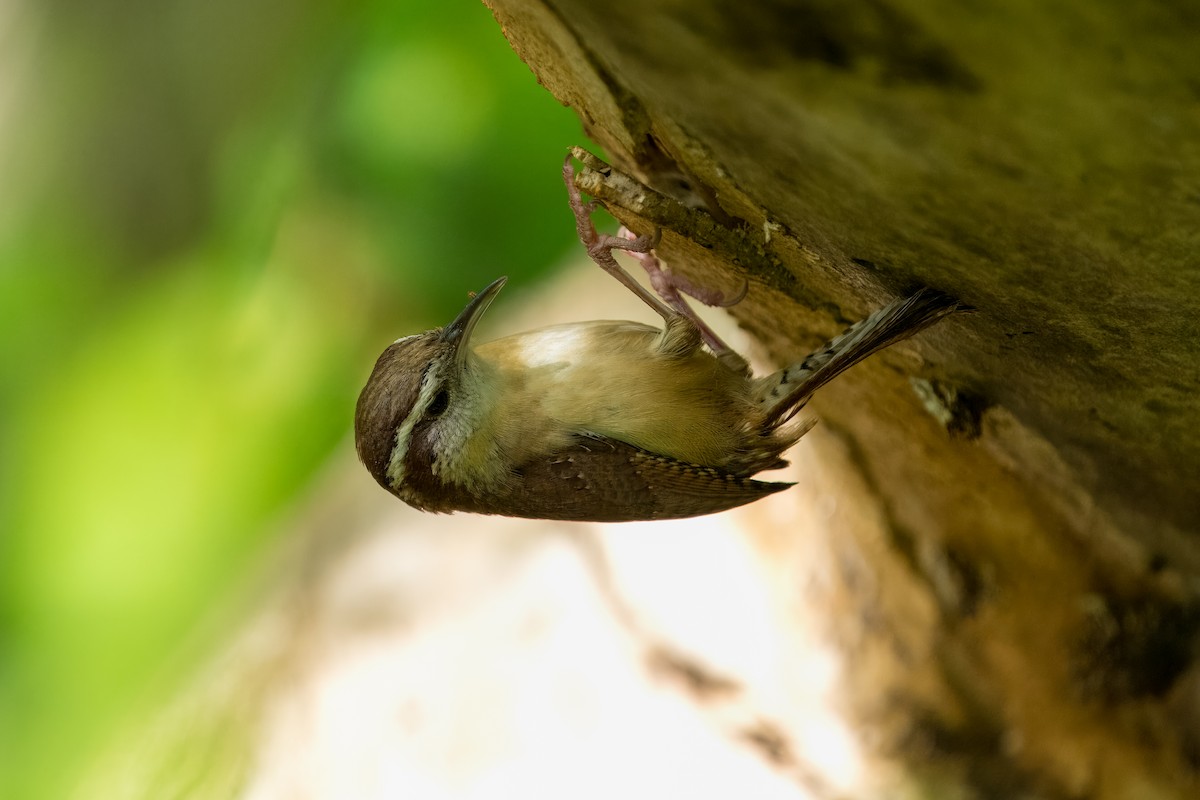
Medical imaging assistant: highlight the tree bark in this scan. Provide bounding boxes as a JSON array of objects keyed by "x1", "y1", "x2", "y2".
[{"x1": 484, "y1": 1, "x2": 1200, "y2": 797}]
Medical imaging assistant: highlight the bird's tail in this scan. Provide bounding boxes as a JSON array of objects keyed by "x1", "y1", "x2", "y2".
[{"x1": 757, "y1": 288, "x2": 967, "y2": 429}]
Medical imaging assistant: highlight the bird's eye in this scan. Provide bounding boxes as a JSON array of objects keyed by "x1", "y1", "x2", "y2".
[{"x1": 427, "y1": 389, "x2": 449, "y2": 417}]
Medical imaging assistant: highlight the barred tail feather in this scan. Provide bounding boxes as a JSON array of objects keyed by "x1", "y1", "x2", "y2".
[{"x1": 760, "y1": 288, "x2": 965, "y2": 429}]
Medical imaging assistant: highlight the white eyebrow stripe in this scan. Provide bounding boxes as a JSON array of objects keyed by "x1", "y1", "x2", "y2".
[{"x1": 385, "y1": 364, "x2": 443, "y2": 488}]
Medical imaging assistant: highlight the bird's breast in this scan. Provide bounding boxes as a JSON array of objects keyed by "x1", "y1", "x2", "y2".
[{"x1": 475, "y1": 321, "x2": 755, "y2": 468}]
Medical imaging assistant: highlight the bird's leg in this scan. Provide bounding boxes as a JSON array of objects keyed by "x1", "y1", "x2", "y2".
[
  {"x1": 564, "y1": 156, "x2": 675, "y2": 322},
  {"x1": 616, "y1": 226, "x2": 748, "y2": 310},
  {"x1": 564, "y1": 156, "x2": 749, "y2": 372},
  {"x1": 614, "y1": 227, "x2": 748, "y2": 371}
]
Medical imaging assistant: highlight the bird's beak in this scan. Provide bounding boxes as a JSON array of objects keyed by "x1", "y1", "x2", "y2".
[{"x1": 443, "y1": 276, "x2": 507, "y2": 364}]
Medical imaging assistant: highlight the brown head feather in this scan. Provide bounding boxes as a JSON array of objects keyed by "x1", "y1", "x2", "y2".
[{"x1": 354, "y1": 334, "x2": 446, "y2": 492}]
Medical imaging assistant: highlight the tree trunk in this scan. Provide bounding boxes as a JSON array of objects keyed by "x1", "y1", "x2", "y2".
[{"x1": 481, "y1": 1, "x2": 1200, "y2": 797}]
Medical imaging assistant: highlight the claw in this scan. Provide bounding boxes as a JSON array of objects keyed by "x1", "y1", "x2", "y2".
[
  {"x1": 565, "y1": 155, "x2": 676, "y2": 321},
  {"x1": 615, "y1": 226, "x2": 745, "y2": 309},
  {"x1": 712, "y1": 278, "x2": 749, "y2": 308},
  {"x1": 565, "y1": 154, "x2": 750, "y2": 374}
]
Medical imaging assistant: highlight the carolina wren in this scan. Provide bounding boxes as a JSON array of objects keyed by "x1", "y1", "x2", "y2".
[{"x1": 355, "y1": 156, "x2": 965, "y2": 522}]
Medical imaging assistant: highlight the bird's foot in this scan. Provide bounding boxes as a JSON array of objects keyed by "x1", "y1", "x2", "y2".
[{"x1": 564, "y1": 155, "x2": 749, "y2": 372}]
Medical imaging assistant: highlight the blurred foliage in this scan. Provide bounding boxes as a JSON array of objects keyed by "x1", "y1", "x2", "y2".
[{"x1": 0, "y1": 0, "x2": 590, "y2": 796}]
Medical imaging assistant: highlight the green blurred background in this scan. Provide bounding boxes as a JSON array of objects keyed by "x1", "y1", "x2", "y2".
[{"x1": 0, "y1": 1, "x2": 588, "y2": 796}]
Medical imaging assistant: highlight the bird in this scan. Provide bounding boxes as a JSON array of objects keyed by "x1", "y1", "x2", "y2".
[{"x1": 354, "y1": 156, "x2": 965, "y2": 522}]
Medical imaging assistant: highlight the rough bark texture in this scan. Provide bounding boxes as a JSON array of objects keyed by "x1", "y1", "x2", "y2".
[{"x1": 485, "y1": 1, "x2": 1200, "y2": 797}]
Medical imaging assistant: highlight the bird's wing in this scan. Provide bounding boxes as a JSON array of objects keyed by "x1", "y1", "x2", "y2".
[{"x1": 476, "y1": 434, "x2": 792, "y2": 522}]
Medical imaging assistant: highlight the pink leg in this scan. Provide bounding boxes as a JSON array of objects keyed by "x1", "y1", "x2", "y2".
[
  {"x1": 615, "y1": 228, "x2": 745, "y2": 365},
  {"x1": 564, "y1": 155, "x2": 747, "y2": 367},
  {"x1": 617, "y1": 227, "x2": 748, "y2": 310},
  {"x1": 563, "y1": 156, "x2": 675, "y2": 321}
]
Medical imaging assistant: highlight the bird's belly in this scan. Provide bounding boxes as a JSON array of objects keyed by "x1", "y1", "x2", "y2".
[{"x1": 477, "y1": 323, "x2": 754, "y2": 467}]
